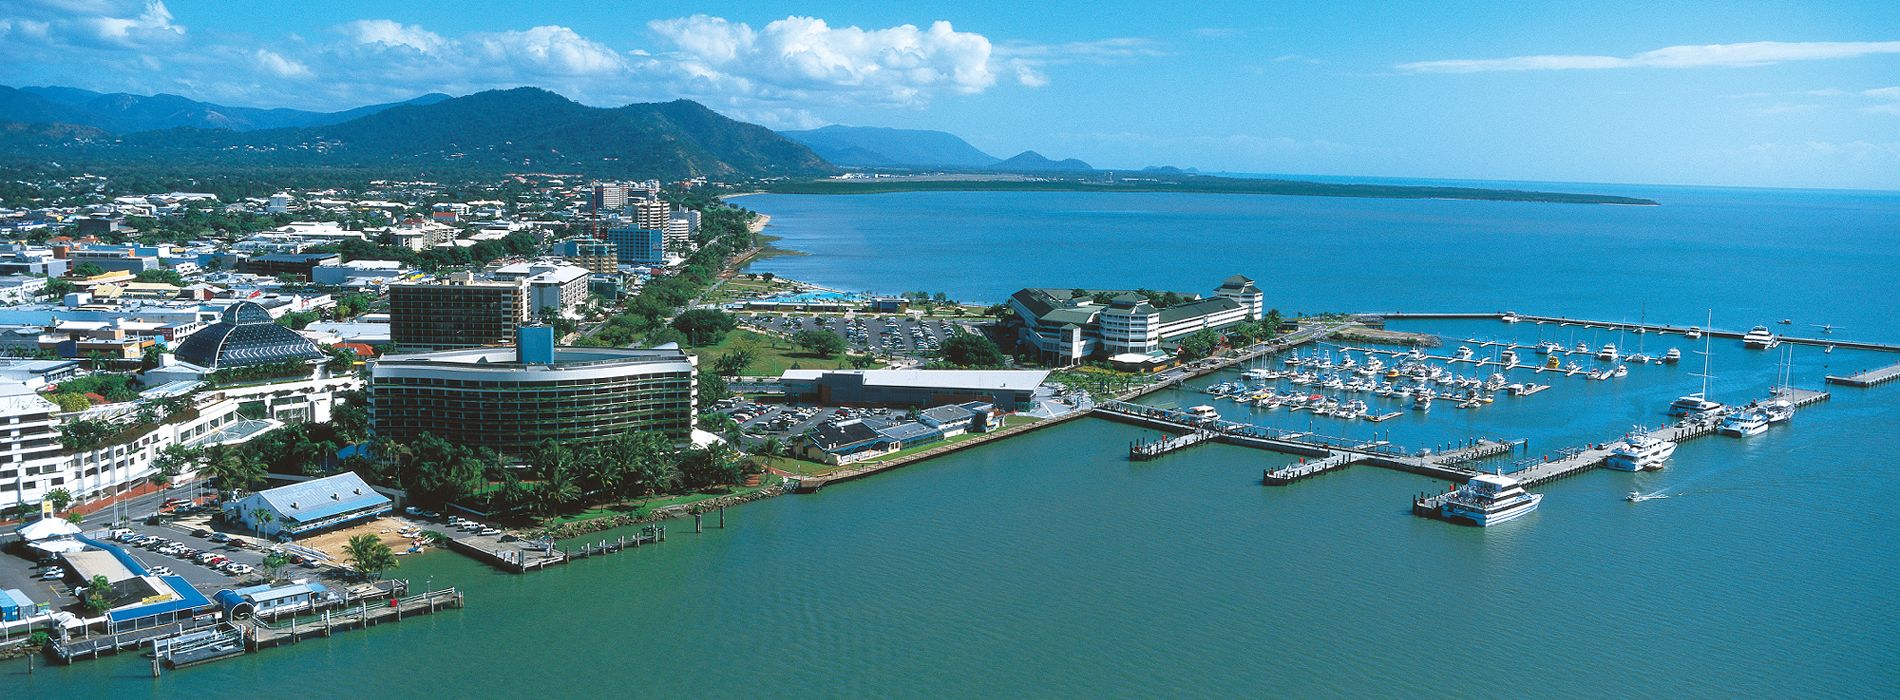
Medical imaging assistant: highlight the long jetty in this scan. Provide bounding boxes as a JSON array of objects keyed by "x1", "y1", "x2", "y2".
[
  {"x1": 1372, "y1": 312, "x2": 1900, "y2": 354},
  {"x1": 1827, "y1": 361, "x2": 1900, "y2": 388},
  {"x1": 1094, "y1": 400, "x2": 1492, "y2": 483}
]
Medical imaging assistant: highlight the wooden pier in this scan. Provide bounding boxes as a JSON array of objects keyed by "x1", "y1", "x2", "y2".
[
  {"x1": 1826, "y1": 361, "x2": 1900, "y2": 388},
  {"x1": 1130, "y1": 429, "x2": 1215, "y2": 460},
  {"x1": 1261, "y1": 452, "x2": 1364, "y2": 484}
]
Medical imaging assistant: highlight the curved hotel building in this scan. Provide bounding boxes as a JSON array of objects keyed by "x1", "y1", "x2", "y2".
[{"x1": 369, "y1": 327, "x2": 697, "y2": 456}]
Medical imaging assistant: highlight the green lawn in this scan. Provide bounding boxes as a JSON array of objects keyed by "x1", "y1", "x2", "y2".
[
  {"x1": 692, "y1": 329, "x2": 877, "y2": 375},
  {"x1": 545, "y1": 474, "x2": 783, "y2": 525}
]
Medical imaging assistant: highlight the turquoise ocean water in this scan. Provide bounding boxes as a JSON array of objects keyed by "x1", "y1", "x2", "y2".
[{"x1": 15, "y1": 186, "x2": 1898, "y2": 697}]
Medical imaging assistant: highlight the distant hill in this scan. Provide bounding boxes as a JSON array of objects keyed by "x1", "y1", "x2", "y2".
[
  {"x1": 780, "y1": 125, "x2": 998, "y2": 169},
  {"x1": 0, "y1": 87, "x2": 834, "y2": 180},
  {"x1": 3, "y1": 85, "x2": 450, "y2": 133},
  {"x1": 993, "y1": 150, "x2": 1093, "y2": 172}
]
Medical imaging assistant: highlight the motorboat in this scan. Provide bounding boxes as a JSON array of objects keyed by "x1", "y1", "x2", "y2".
[
  {"x1": 1454, "y1": 346, "x2": 1474, "y2": 360},
  {"x1": 1626, "y1": 490, "x2": 1669, "y2": 503},
  {"x1": 1668, "y1": 394, "x2": 1724, "y2": 417},
  {"x1": 1685, "y1": 327, "x2": 1702, "y2": 340},
  {"x1": 1611, "y1": 365, "x2": 1628, "y2": 378},
  {"x1": 1757, "y1": 398, "x2": 1795, "y2": 424},
  {"x1": 1718, "y1": 408, "x2": 1770, "y2": 437},
  {"x1": 1597, "y1": 343, "x2": 1619, "y2": 362},
  {"x1": 1606, "y1": 434, "x2": 1677, "y2": 471},
  {"x1": 1573, "y1": 342, "x2": 1590, "y2": 354},
  {"x1": 1185, "y1": 405, "x2": 1221, "y2": 423},
  {"x1": 1742, "y1": 326, "x2": 1779, "y2": 349},
  {"x1": 1662, "y1": 348, "x2": 1681, "y2": 364},
  {"x1": 1436, "y1": 474, "x2": 1543, "y2": 526},
  {"x1": 1500, "y1": 349, "x2": 1519, "y2": 367}
]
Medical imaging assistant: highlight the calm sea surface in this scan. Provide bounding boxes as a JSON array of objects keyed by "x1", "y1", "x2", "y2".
[{"x1": 16, "y1": 186, "x2": 1899, "y2": 697}]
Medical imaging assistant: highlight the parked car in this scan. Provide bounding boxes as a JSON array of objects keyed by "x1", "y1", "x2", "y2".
[
  {"x1": 40, "y1": 568, "x2": 64, "y2": 580},
  {"x1": 208, "y1": 533, "x2": 229, "y2": 543}
]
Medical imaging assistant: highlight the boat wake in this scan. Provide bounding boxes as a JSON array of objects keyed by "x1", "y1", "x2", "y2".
[{"x1": 1625, "y1": 489, "x2": 1670, "y2": 503}]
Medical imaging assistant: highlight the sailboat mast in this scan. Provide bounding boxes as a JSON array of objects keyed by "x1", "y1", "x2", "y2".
[{"x1": 1700, "y1": 309, "x2": 1714, "y2": 398}]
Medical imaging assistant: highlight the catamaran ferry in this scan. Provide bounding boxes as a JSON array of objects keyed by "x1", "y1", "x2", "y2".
[{"x1": 1438, "y1": 474, "x2": 1543, "y2": 526}]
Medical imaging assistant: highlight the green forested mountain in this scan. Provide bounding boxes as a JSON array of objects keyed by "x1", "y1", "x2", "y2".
[{"x1": 0, "y1": 87, "x2": 835, "y2": 180}]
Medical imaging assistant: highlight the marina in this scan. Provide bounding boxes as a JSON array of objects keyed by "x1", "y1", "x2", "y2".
[{"x1": 1373, "y1": 312, "x2": 1900, "y2": 354}]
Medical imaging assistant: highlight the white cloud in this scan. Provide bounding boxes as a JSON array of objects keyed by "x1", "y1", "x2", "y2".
[
  {"x1": 645, "y1": 15, "x2": 998, "y2": 106},
  {"x1": 87, "y1": 0, "x2": 184, "y2": 48},
  {"x1": 1864, "y1": 104, "x2": 1900, "y2": 115},
  {"x1": 474, "y1": 26, "x2": 625, "y2": 76},
  {"x1": 342, "y1": 19, "x2": 447, "y2": 54},
  {"x1": 1864, "y1": 87, "x2": 1900, "y2": 99},
  {"x1": 253, "y1": 49, "x2": 311, "y2": 79},
  {"x1": 1398, "y1": 40, "x2": 1900, "y2": 73},
  {"x1": 1192, "y1": 27, "x2": 1244, "y2": 39}
]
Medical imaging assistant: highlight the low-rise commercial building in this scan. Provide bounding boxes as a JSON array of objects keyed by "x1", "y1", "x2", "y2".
[
  {"x1": 223, "y1": 472, "x2": 393, "y2": 539},
  {"x1": 1006, "y1": 275, "x2": 1265, "y2": 365},
  {"x1": 778, "y1": 369, "x2": 1049, "y2": 409}
]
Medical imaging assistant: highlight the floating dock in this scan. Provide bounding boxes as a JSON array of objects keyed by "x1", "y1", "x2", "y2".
[{"x1": 1826, "y1": 361, "x2": 1900, "y2": 388}]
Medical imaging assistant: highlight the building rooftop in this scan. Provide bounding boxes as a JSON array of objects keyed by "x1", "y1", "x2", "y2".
[
  {"x1": 172, "y1": 301, "x2": 324, "y2": 369},
  {"x1": 378, "y1": 345, "x2": 691, "y2": 370},
  {"x1": 250, "y1": 472, "x2": 391, "y2": 526},
  {"x1": 780, "y1": 368, "x2": 1050, "y2": 392}
]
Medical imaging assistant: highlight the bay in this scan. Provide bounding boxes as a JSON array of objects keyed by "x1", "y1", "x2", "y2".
[{"x1": 15, "y1": 186, "x2": 1899, "y2": 697}]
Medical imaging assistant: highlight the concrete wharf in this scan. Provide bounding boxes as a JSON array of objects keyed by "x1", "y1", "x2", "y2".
[
  {"x1": 447, "y1": 530, "x2": 568, "y2": 572},
  {"x1": 1827, "y1": 361, "x2": 1900, "y2": 388},
  {"x1": 1372, "y1": 312, "x2": 1900, "y2": 354}
]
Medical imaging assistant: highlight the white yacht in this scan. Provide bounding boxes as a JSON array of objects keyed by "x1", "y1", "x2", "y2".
[
  {"x1": 1757, "y1": 398, "x2": 1795, "y2": 424},
  {"x1": 1685, "y1": 327, "x2": 1702, "y2": 340},
  {"x1": 1611, "y1": 364, "x2": 1629, "y2": 378},
  {"x1": 1454, "y1": 345, "x2": 1474, "y2": 360},
  {"x1": 1596, "y1": 343, "x2": 1619, "y2": 361},
  {"x1": 1742, "y1": 326, "x2": 1779, "y2": 349},
  {"x1": 1438, "y1": 474, "x2": 1543, "y2": 526},
  {"x1": 1412, "y1": 389, "x2": 1434, "y2": 412},
  {"x1": 1668, "y1": 394, "x2": 1724, "y2": 417},
  {"x1": 1718, "y1": 408, "x2": 1770, "y2": 437},
  {"x1": 1662, "y1": 348, "x2": 1681, "y2": 364},
  {"x1": 1606, "y1": 434, "x2": 1677, "y2": 471},
  {"x1": 1185, "y1": 405, "x2": 1221, "y2": 423},
  {"x1": 1502, "y1": 311, "x2": 1520, "y2": 324},
  {"x1": 1499, "y1": 349, "x2": 1519, "y2": 367}
]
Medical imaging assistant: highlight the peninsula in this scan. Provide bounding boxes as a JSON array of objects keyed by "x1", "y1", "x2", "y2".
[{"x1": 764, "y1": 174, "x2": 1660, "y2": 206}]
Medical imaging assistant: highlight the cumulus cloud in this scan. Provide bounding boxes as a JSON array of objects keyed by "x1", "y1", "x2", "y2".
[
  {"x1": 1865, "y1": 87, "x2": 1900, "y2": 99},
  {"x1": 645, "y1": 15, "x2": 997, "y2": 106},
  {"x1": 0, "y1": 5, "x2": 1163, "y2": 120},
  {"x1": 1398, "y1": 40, "x2": 1900, "y2": 73},
  {"x1": 252, "y1": 49, "x2": 311, "y2": 79},
  {"x1": 342, "y1": 19, "x2": 447, "y2": 54}
]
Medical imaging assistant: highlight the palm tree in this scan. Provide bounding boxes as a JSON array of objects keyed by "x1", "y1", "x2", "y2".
[
  {"x1": 250, "y1": 506, "x2": 276, "y2": 536},
  {"x1": 343, "y1": 534, "x2": 398, "y2": 580}
]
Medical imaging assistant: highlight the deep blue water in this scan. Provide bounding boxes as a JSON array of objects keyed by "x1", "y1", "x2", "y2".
[{"x1": 740, "y1": 187, "x2": 1900, "y2": 340}]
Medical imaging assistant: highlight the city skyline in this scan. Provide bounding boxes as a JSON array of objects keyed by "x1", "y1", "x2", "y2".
[{"x1": 3, "y1": 1, "x2": 1900, "y2": 189}]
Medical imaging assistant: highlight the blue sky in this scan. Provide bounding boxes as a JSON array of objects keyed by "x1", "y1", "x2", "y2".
[{"x1": 4, "y1": 0, "x2": 1899, "y2": 189}]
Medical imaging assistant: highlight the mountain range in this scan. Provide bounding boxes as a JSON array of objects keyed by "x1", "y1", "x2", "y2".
[
  {"x1": 0, "y1": 86, "x2": 833, "y2": 179},
  {"x1": 0, "y1": 85, "x2": 452, "y2": 133},
  {"x1": 779, "y1": 125, "x2": 1093, "y2": 171}
]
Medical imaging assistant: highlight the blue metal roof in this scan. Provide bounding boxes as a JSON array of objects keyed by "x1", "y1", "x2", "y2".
[
  {"x1": 254, "y1": 473, "x2": 392, "y2": 526},
  {"x1": 107, "y1": 576, "x2": 212, "y2": 623}
]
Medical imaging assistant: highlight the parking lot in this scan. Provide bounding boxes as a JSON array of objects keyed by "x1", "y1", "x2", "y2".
[
  {"x1": 736, "y1": 314, "x2": 978, "y2": 358},
  {"x1": 5, "y1": 488, "x2": 432, "y2": 616},
  {"x1": 713, "y1": 398, "x2": 913, "y2": 443}
]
